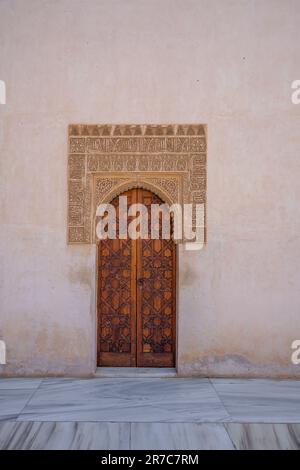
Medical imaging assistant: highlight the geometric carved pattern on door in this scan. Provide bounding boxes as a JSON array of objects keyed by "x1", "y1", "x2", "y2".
[
  {"x1": 97, "y1": 189, "x2": 136, "y2": 366},
  {"x1": 97, "y1": 188, "x2": 176, "y2": 367},
  {"x1": 137, "y1": 190, "x2": 176, "y2": 367}
]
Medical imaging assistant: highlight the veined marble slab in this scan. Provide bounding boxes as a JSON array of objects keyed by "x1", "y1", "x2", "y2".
[
  {"x1": 1, "y1": 420, "x2": 300, "y2": 450},
  {"x1": 17, "y1": 378, "x2": 229, "y2": 422},
  {"x1": 0, "y1": 390, "x2": 36, "y2": 421},
  {"x1": 95, "y1": 367, "x2": 177, "y2": 378},
  {"x1": 0, "y1": 378, "x2": 42, "y2": 390},
  {"x1": 211, "y1": 379, "x2": 300, "y2": 422},
  {"x1": 225, "y1": 423, "x2": 300, "y2": 450},
  {"x1": 131, "y1": 423, "x2": 234, "y2": 450},
  {"x1": 2, "y1": 377, "x2": 300, "y2": 424},
  {"x1": 0, "y1": 421, "x2": 129, "y2": 450}
]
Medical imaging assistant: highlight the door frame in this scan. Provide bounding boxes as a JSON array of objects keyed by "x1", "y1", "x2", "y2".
[{"x1": 94, "y1": 187, "x2": 179, "y2": 370}]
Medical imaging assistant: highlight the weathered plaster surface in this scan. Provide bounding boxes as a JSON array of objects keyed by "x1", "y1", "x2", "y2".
[{"x1": 0, "y1": 0, "x2": 300, "y2": 376}]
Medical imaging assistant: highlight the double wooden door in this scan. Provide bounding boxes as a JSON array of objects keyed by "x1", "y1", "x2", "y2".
[{"x1": 97, "y1": 188, "x2": 176, "y2": 367}]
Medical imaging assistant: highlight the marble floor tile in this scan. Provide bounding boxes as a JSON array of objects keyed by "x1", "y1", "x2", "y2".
[
  {"x1": 0, "y1": 378, "x2": 42, "y2": 390},
  {"x1": 0, "y1": 389, "x2": 36, "y2": 420},
  {"x1": 0, "y1": 421, "x2": 130, "y2": 450},
  {"x1": 131, "y1": 423, "x2": 234, "y2": 450},
  {"x1": 225, "y1": 423, "x2": 300, "y2": 450},
  {"x1": 2, "y1": 377, "x2": 299, "y2": 425},
  {"x1": 18, "y1": 378, "x2": 229, "y2": 422},
  {"x1": 95, "y1": 367, "x2": 177, "y2": 378},
  {"x1": 0, "y1": 422, "x2": 18, "y2": 448},
  {"x1": 211, "y1": 379, "x2": 300, "y2": 422}
]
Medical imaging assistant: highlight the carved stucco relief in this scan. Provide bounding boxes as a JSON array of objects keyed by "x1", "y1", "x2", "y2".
[{"x1": 68, "y1": 124, "x2": 207, "y2": 244}]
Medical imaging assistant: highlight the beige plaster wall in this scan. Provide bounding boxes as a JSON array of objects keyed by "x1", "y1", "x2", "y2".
[{"x1": 0, "y1": 0, "x2": 300, "y2": 377}]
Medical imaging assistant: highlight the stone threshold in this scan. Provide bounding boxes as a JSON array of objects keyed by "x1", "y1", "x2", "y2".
[{"x1": 94, "y1": 367, "x2": 177, "y2": 378}]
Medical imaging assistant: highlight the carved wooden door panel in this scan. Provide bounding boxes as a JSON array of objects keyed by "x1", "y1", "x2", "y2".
[
  {"x1": 97, "y1": 188, "x2": 176, "y2": 367},
  {"x1": 136, "y1": 190, "x2": 176, "y2": 367},
  {"x1": 97, "y1": 189, "x2": 137, "y2": 366}
]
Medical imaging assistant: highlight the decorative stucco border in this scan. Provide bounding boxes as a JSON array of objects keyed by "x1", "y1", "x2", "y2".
[{"x1": 68, "y1": 124, "x2": 207, "y2": 244}]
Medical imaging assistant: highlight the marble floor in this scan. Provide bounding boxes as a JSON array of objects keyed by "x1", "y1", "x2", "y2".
[{"x1": 0, "y1": 377, "x2": 300, "y2": 449}]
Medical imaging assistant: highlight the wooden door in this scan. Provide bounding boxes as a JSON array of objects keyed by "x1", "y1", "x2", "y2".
[{"x1": 97, "y1": 188, "x2": 176, "y2": 367}]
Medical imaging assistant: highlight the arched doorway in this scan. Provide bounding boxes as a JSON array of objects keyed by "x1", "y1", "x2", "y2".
[{"x1": 97, "y1": 188, "x2": 176, "y2": 367}]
